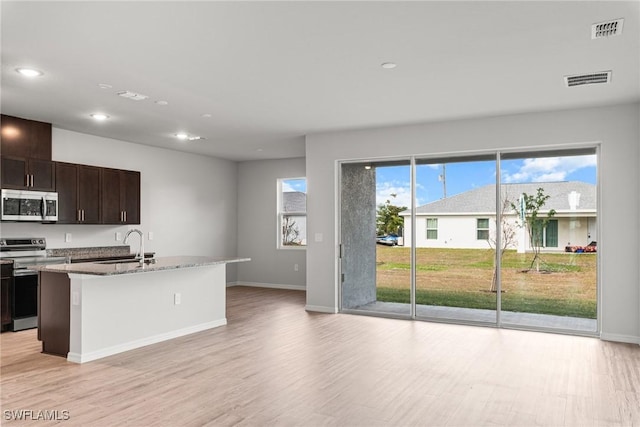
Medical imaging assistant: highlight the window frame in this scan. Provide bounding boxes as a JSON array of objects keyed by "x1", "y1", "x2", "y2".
[
  {"x1": 476, "y1": 218, "x2": 490, "y2": 240},
  {"x1": 277, "y1": 177, "x2": 307, "y2": 250},
  {"x1": 426, "y1": 217, "x2": 438, "y2": 240}
]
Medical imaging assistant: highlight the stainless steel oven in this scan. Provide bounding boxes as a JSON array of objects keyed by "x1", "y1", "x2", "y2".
[
  {"x1": 1, "y1": 189, "x2": 58, "y2": 222},
  {"x1": 0, "y1": 238, "x2": 66, "y2": 331}
]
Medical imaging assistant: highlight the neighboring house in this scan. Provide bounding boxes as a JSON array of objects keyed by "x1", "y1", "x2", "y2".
[
  {"x1": 401, "y1": 181, "x2": 596, "y2": 253},
  {"x1": 282, "y1": 191, "x2": 307, "y2": 245}
]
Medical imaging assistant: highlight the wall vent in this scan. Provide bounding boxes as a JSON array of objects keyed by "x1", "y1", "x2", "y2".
[
  {"x1": 591, "y1": 19, "x2": 624, "y2": 39},
  {"x1": 564, "y1": 71, "x2": 611, "y2": 87}
]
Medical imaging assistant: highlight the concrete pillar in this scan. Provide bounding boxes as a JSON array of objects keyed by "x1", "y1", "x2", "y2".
[{"x1": 340, "y1": 163, "x2": 377, "y2": 309}]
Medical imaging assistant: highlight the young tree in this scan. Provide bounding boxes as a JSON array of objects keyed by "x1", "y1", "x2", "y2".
[
  {"x1": 376, "y1": 194, "x2": 407, "y2": 236},
  {"x1": 282, "y1": 216, "x2": 301, "y2": 245},
  {"x1": 487, "y1": 194, "x2": 518, "y2": 292},
  {"x1": 511, "y1": 188, "x2": 556, "y2": 272}
]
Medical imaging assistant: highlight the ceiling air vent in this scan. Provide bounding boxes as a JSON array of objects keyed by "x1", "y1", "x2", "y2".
[
  {"x1": 564, "y1": 71, "x2": 611, "y2": 87},
  {"x1": 117, "y1": 90, "x2": 149, "y2": 101},
  {"x1": 591, "y1": 19, "x2": 624, "y2": 39}
]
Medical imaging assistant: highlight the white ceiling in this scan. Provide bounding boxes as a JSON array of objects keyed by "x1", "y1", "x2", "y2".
[{"x1": 1, "y1": 1, "x2": 638, "y2": 161}]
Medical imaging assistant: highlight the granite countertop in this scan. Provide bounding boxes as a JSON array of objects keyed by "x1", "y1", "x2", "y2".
[{"x1": 35, "y1": 256, "x2": 250, "y2": 276}]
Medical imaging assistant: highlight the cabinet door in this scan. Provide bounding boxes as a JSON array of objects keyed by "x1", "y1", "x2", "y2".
[
  {"x1": 0, "y1": 114, "x2": 52, "y2": 160},
  {"x1": 55, "y1": 162, "x2": 78, "y2": 223},
  {"x1": 1, "y1": 156, "x2": 28, "y2": 189},
  {"x1": 29, "y1": 159, "x2": 56, "y2": 191},
  {"x1": 78, "y1": 165, "x2": 101, "y2": 223},
  {"x1": 122, "y1": 171, "x2": 140, "y2": 224},
  {"x1": 1, "y1": 277, "x2": 11, "y2": 327},
  {"x1": 101, "y1": 168, "x2": 122, "y2": 224}
]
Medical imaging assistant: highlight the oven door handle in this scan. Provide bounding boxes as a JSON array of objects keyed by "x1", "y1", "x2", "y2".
[
  {"x1": 13, "y1": 269, "x2": 38, "y2": 277},
  {"x1": 41, "y1": 196, "x2": 46, "y2": 220}
]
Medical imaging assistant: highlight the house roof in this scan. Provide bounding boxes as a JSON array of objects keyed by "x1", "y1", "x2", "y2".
[
  {"x1": 404, "y1": 181, "x2": 595, "y2": 215},
  {"x1": 283, "y1": 192, "x2": 307, "y2": 213}
]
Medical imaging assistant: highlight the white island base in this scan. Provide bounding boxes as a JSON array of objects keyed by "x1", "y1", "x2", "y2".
[{"x1": 67, "y1": 264, "x2": 227, "y2": 363}]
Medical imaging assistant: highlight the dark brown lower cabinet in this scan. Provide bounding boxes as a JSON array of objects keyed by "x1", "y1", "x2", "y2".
[
  {"x1": 1, "y1": 263, "x2": 12, "y2": 332},
  {"x1": 38, "y1": 272, "x2": 70, "y2": 357}
]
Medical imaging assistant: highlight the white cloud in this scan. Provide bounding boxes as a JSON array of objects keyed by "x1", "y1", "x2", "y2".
[
  {"x1": 376, "y1": 181, "x2": 413, "y2": 209},
  {"x1": 502, "y1": 155, "x2": 596, "y2": 183},
  {"x1": 282, "y1": 182, "x2": 295, "y2": 192}
]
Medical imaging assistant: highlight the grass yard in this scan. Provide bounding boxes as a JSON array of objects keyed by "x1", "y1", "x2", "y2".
[{"x1": 376, "y1": 246, "x2": 597, "y2": 318}]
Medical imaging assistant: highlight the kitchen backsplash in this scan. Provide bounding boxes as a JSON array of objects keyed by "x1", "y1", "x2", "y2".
[{"x1": 47, "y1": 245, "x2": 131, "y2": 260}]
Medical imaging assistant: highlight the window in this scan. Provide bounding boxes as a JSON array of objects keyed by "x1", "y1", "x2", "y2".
[
  {"x1": 278, "y1": 178, "x2": 307, "y2": 248},
  {"x1": 426, "y1": 218, "x2": 438, "y2": 240},
  {"x1": 545, "y1": 219, "x2": 558, "y2": 247},
  {"x1": 477, "y1": 218, "x2": 490, "y2": 240}
]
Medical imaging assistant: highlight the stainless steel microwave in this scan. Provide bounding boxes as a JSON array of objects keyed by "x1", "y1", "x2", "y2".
[{"x1": 1, "y1": 189, "x2": 58, "y2": 222}]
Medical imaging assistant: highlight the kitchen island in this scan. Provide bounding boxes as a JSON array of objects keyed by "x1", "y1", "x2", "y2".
[{"x1": 37, "y1": 256, "x2": 249, "y2": 363}]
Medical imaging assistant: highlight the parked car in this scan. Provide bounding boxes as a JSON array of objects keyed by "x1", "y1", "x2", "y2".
[{"x1": 376, "y1": 234, "x2": 399, "y2": 246}]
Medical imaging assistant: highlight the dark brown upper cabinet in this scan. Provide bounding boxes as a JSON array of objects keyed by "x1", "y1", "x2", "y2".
[
  {"x1": 56, "y1": 162, "x2": 101, "y2": 224},
  {"x1": 1, "y1": 114, "x2": 52, "y2": 160},
  {"x1": 101, "y1": 168, "x2": 140, "y2": 225},
  {"x1": 1, "y1": 156, "x2": 56, "y2": 191}
]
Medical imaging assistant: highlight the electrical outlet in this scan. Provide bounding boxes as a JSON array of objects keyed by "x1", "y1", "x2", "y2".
[
  {"x1": 294, "y1": 263, "x2": 299, "y2": 272},
  {"x1": 174, "y1": 293, "x2": 181, "y2": 305},
  {"x1": 148, "y1": 231, "x2": 154, "y2": 241},
  {"x1": 65, "y1": 233, "x2": 72, "y2": 243},
  {"x1": 115, "y1": 232, "x2": 122, "y2": 241}
]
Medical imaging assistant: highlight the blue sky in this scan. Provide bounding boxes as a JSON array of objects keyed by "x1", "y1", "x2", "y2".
[
  {"x1": 282, "y1": 178, "x2": 307, "y2": 193},
  {"x1": 376, "y1": 155, "x2": 597, "y2": 208}
]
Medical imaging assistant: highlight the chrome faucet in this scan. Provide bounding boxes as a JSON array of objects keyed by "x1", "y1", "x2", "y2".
[{"x1": 123, "y1": 229, "x2": 144, "y2": 265}]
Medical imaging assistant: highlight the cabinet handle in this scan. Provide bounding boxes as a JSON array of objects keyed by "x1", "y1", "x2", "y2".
[
  {"x1": 120, "y1": 211, "x2": 123, "y2": 222},
  {"x1": 25, "y1": 174, "x2": 29, "y2": 187},
  {"x1": 81, "y1": 210, "x2": 85, "y2": 222},
  {"x1": 124, "y1": 211, "x2": 127, "y2": 222},
  {"x1": 77, "y1": 210, "x2": 81, "y2": 222},
  {"x1": 30, "y1": 174, "x2": 34, "y2": 187}
]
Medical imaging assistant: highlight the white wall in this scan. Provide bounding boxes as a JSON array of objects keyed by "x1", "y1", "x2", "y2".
[
  {"x1": 1, "y1": 128, "x2": 240, "y2": 281},
  {"x1": 305, "y1": 102, "x2": 640, "y2": 342},
  {"x1": 236, "y1": 157, "x2": 306, "y2": 289},
  {"x1": 404, "y1": 215, "x2": 593, "y2": 250}
]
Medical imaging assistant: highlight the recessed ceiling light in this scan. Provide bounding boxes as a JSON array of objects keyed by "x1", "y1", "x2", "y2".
[
  {"x1": 256, "y1": 148, "x2": 263, "y2": 152},
  {"x1": 97, "y1": 83, "x2": 112, "y2": 89},
  {"x1": 175, "y1": 133, "x2": 204, "y2": 141},
  {"x1": 201, "y1": 113, "x2": 212, "y2": 118},
  {"x1": 155, "y1": 100, "x2": 169, "y2": 106},
  {"x1": 16, "y1": 67, "x2": 43, "y2": 77},
  {"x1": 90, "y1": 113, "x2": 109, "y2": 121},
  {"x1": 381, "y1": 62, "x2": 397, "y2": 69}
]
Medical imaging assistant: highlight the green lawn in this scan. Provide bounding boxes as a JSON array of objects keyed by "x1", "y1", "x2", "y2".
[{"x1": 376, "y1": 247, "x2": 597, "y2": 319}]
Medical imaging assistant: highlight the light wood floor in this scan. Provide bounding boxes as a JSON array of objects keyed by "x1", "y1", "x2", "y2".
[{"x1": 1, "y1": 286, "x2": 639, "y2": 426}]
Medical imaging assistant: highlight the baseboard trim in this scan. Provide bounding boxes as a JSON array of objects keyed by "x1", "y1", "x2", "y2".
[
  {"x1": 305, "y1": 305, "x2": 338, "y2": 314},
  {"x1": 67, "y1": 319, "x2": 227, "y2": 363},
  {"x1": 229, "y1": 281, "x2": 305, "y2": 291},
  {"x1": 600, "y1": 332, "x2": 640, "y2": 345}
]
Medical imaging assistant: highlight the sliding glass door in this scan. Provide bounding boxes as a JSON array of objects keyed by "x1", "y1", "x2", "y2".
[
  {"x1": 413, "y1": 155, "x2": 497, "y2": 324},
  {"x1": 339, "y1": 147, "x2": 598, "y2": 335},
  {"x1": 340, "y1": 160, "x2": 411, "y2": 317},
  {"x1": 499, "y1": 148, "x2": 598, "y2": 332}
]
